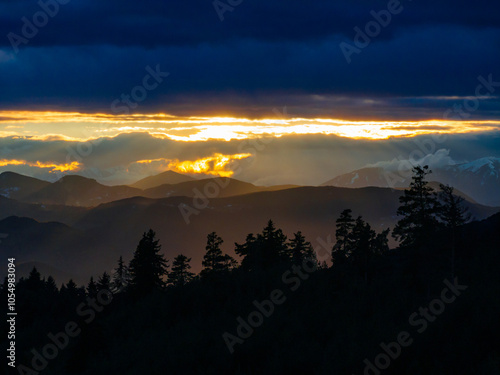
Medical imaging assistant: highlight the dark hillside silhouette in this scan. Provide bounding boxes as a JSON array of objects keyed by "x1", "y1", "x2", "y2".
[{"x1": 1, "y1": 166, "x2": 499, "y2": 374}]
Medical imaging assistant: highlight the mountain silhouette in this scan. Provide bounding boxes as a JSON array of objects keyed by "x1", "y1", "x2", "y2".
[
  {"x1": 142, "y1": 177, "x2": 297, "y2": 199},
  {"x1": 1, "y1": 185, "x2": 496, "y2": 281},
  {"x1": 322, "y1": 157, "x2": 500, "y2": 206},
  {"x1": 26, "y1": 175, "x2": 143, "y2": 206},
  {"x1": 0, "y1": 171, "x2": 50, "y2": 200},
  {"x1": 130, "y1": 170, "x2": 196, "y2": 189}
]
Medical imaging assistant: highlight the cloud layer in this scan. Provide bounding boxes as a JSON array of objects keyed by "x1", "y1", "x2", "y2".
[
  {"x1": 1, "y1": 130, "x2": 499, "y2": 185},
  {"x1": 0, "y1": 0, "x2": 499, "y2": 117}
]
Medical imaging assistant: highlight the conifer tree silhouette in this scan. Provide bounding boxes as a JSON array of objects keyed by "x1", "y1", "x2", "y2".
[
  {"x1": 201, "y1": 232, "x2": 237, "y2": 278},
  {"x1": 45, "y1": 275, "x2": 58, "y2": 295},
  {"x1": 25, "y1": 267, "x2": 44, "y2": 292},
  {"x1": 349, "y1": 216, "x2": 389, "y2": 282},
  {"x1": 235, "y1": 220, "x2": 288, "y2": 270},
  {"x1": 332, "y1": 209, "x2": 355, "y2": 264},
  {"x1": 129, "y1": 229, "x2": 169, "y2": 294},
  {"x1": 87, "y1": 277, "x2": 98, "y2": 298},
  {"x1": 112, "y1": 256, "x2": 130, "y2": 293},
  {"x1": 168, "y1": 254, "x2": 195, "y2": 287},
  {"x1": 438, "y1": 184, "x2": 470, "y2": 277},
  {"x1": 392, "y1": 165, "x2": 441, "y2": 248},
  {"x1": 290, "y1": 231, "x2": 316, "y2": 265},
  {"x1": 97, "y1": 271, "x2": 111, "y2": 291}
]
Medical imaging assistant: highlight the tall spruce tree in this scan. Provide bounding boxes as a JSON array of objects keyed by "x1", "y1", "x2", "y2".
[
  {"x1": 97, "y1": 272, "x2": 111, "y2": 291},
  {"x1": 392, "y1": 166, "x2": 441, "y2": 248},
  {"x1": 235, "y1": 233, "x2": 259, "y2": 270},
  {"x1": 290, "y1": 231, "x2": 316, "y2": 265},
  {"x1": 25, "y1": 267, "x2": 44, "y2": 292},
  {"x1": 260, "y1": 220, "x2": 289, "y2": 264},
  {"x1": 201, "y1": 232, "x2": 237, "y2": 277},
  {"x1": 438, "y1": 184, "x2": 469, "y2": 229},
  {"x1": 438, "y1": 184, "x2": 470, "y2": 277},
  {"x1": 62, "y1": 279, "x2": 84, "y2": 300},
  {"x1": 332, "y1": 209, "x2": 355, "y2": 264},
  {"x1": 45, "y1": 276, "x2": 58, "y2": 295},
  {"x1": 168, "y1": 254, "x2": 195, "y2": 287},
  {"x1": 87, "y1": 277, "x2": 98, "y2": 298},
  {"x1": 349, "y1": 216, "x2": 389, "y2": 282},
  {"x1": 235, "y1": 220, "x2": 288, "y2": 270},
  {"x1": 129, "y1": 229, "x2": 169, "y2": 294},
  {"x1": 112, "y1": 256, "x2": 130, "y2": 293}
]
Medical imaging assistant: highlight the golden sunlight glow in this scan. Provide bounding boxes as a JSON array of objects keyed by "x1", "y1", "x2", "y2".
[
  {"x1": 0, "y1": 111, "x2": 499, "y2": 141},
  {"x1": 135, "y1": 153, "x2": 252, "y2": 177},
  {"x1": 0, "y1": 159, "x2": 82, "y2": 172}
]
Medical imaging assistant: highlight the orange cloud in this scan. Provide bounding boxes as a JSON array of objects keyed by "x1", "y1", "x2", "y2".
[
  {"x1": 0, "y1": 159, "x2": 82, "y2": 172},
  {"x1": 135, "y1": 153, "x2": 252, "y2": 177}
]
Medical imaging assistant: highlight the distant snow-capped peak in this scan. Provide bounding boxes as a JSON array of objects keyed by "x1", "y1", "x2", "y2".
[{"x1": 456, "y1": 157, "x2": 500, "y2": 174}]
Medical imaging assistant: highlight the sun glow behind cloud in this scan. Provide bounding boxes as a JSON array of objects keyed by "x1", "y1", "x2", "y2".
[
  {"x1": 0, "y1": 111, "x2": 499, "y2": 142},
  {"x1": 134, "y1": 153, "x2": 252, "y2": 177}
]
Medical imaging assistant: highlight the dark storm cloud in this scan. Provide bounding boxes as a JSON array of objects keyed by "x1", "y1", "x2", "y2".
[
  {"x1": 1, "y1": 0, "x2": 499, "y2": 48},
  {"x1": 0, "y1": 0, "x2": 499, "y2": 115}
]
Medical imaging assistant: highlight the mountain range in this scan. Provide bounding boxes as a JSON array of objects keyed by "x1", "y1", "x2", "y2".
[
  {"x1": 0, "y1": 171, "x2": 298, "y2": 207},
  {"x1": 322, "y1": 157, "x2": 500, "y2": 206},
  {"x1": 130, "y1": 170, "x2": 197, "y2": 189},
  {"x1": 0, "y1": 184, "x2": 497, "y2": 284},
  {"x1": 0, "y1": 158, "x2": 498, "y2": 283}
]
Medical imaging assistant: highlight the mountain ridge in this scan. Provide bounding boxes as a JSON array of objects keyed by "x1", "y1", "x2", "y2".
[
  {"x1": 0, "y1": 185, "x2": 495, "y2": 282},
  {"x1": 129, "y1": 170, "x2": 196, "y2": 189},
  {"x1": 322, "y1": 157, "x2": 500, "y2": 206}
]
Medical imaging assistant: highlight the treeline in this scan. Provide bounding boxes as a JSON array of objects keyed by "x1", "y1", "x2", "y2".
[
  {"x1": 2, "y1": 165, "x2": 499, "y2": 375},
  {"x1": 71, "y1": 165, "x2": 468, "y2": 295},
  {"x1": 4, "y1": 166, "x2": 468, "y2": 298},
  {"x1": 58, "y1": 166, "x2": 468, "y2": 295}
]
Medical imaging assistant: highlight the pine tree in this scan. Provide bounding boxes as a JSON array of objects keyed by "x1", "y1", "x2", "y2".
[
  {"x1": 28, "y1": 267, "x2": 41, "y2": 282},
  {"x1": 62, "y1": 279, "x2": 83, "y2": 300},
  {"x1": 332, "y1": 209, "x2": 355, "y2": 264},
  {"x1": 201, "y1": 232, "x2": 236, "y2": 277},
  {"x1": 112, "y1": 256, "x2": 130, "y2": 293},
  {"x1": 235, "y1": 220, "x2": 288, "y2": 270},
  {"x1": 235, "y1": 233, "x2": 258, "y2": 270},
  {"x1": 25, "y1": 267, "x2": 44, "y2": 292},
  {"x1": 438, "y1": 184, "x2": 469, "y2": 229},
  {"x1": 129, "y1": 229, "x2": 169, "y2": 294},
  {"x1": 392, "y1": 166, "x2": 441, "y2": 248},
  {"x1": 45, "y1": 276, "x2": 58, "y2": 295},
  {"x1": 290, "y1": 231, "x2": 316, "y2": 265},
  {"x1": 97, "y1": 272, "x2": 111, "y2": 291},
  {"x1": 222, "y1": 254, "x2": 238, "y2": 270},
  {"x1": 348, "y1": 216, "x2": 390, "y2": 282},
  {"x1": 350, "y1": 217, "x2": 374, "y2": 263},
  {"x1": 438, "y1": 184, "x2": 470, "y2": 278},
  {"x1": 331, "y1": 212, "x2": 391, "y2": 279},
  {"x1": 261, "y1": 220, "x2": 289, "y2": 262},
  {"x1": 87, "y1": 277, "x2": 98, "y2": 298},
  {"x1": 168, "y1": 254, "x2": 195, "y2": 287},
  {"x1": 202, "y1": 231, "x2": 224, "y2": 272},
  {"x1": 373, "y1": 229, "x2": 390, "y2": 255}
]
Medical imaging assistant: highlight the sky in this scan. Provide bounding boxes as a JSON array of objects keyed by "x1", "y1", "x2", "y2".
[{"x1": 0, "y1": 0, "x2": 499, "y2": 184}]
